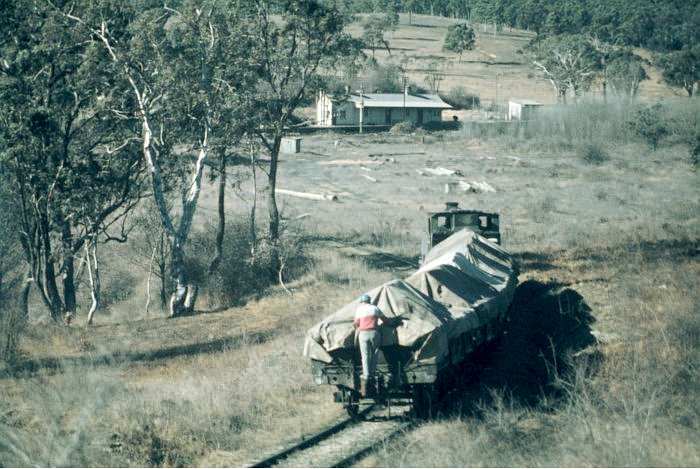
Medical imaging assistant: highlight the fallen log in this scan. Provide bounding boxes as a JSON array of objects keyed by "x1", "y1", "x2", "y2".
[
  {"x1": 276, "y1": 189, "x2": 338, "y2": 201},
  {"x1": 423, "y1": 166, "x2": 463, "y2": 176}
]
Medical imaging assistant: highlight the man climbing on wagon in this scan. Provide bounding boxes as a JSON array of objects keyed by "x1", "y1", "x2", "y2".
[{"x1": 353, "y1": 294, "x2": 400, "y2": 397}]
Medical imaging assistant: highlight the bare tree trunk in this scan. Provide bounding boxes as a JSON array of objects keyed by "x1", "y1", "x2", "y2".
[
  {"x1": 61, "y1": 221, "x2": 76, "y2": 316},
  {"x1": 136, "y1": 94, "x2": 208, "y2": 318},
  {"x1": 249, "y1": 141, "x2": 258, "y2": 257},
  {"x1": 267, "y1": 134, "x2": 282, "y2": 278},
  {"x1": 21, "y1": 270, "x2": 32, "y2": 319},
  {"x1": 145, "y1": 246, "x2": 156, "y2": 316},
  {"x1": 85, "y1": 238, "x2": 100, "y2": 325},
  {"x1": 159, "y1": 231, "x2": 167, "y2": 309},
  {"x1": 39, "y1": 216, "x2": 63, "y2": 320},
  {"x1": 209, "y1": 147, "x2": 227, "y2": 273},
  {"x1": 66, "y1": 11, "x2": 211, "y2": 318},
  {"x1": 184, "y1": 285, "x2": 198, "y2": 314}
]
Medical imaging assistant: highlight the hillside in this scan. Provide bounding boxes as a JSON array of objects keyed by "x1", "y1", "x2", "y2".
[
  {"x1": 348, "y1": 14, "x2": 679, "y2": 110},
  {"x1": 1, "y1": 12, "x2": 699, "y2": 469}
]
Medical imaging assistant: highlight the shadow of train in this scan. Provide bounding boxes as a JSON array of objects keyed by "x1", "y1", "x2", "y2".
[{"x1": 452, "y1": 280, "x2": 598, "y2": 413}]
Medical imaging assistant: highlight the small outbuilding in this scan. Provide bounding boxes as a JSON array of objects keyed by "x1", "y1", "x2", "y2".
[
  {"x1": 316, "y1": 91, "x2": 452, "y2": 128},
  {"x1": 508, "y1": 98, "x2": 543, "y2": 121}
]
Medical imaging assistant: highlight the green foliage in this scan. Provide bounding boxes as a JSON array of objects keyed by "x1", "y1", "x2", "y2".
[
  {"x1": 578, "y1": 142, "x2": 610, "y2": 165},
  {"x1": 656, "y1": 46, "x2": 700, "y2": 97},
  {"x1": 442, "y1": 23, "x2": 476, "y2": 61},
  {"x1": 605, "y1": 49, "x2": 649, "y2": 99},
  {"x1": 0, "y1": 174, "x2": 24, "y2": 365},
  {"x1": 523, "y1": 34, "x2": 600, "y2": 102},
  {"x1": 389, "y1": 120, "x2": 416, "y2": 133},
  {"x1": 358, "y1": 60, "x2": 404, "y2": 92},
  {"x1": 362, "y1": 15, "x2": 394, "y2": 58},
  {"x1": 443, "y1": 86, "x2": 481, "y2": 110},
  {"x1": 0, "y1": 0, "x2": 145, "y2": 319},
  {"x1": 627, "y1": 104, "x2": 669, "y2": 150},
  {"x1": 188, "y1": 219, "x2": 309, "y2": 306},
  {"x1": 691, "y1": 132, "x2": 700, "y2": 168}
]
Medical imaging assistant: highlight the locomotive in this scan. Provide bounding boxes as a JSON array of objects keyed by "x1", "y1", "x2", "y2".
[{"x1": 303, "y1": 208, "x2": 518, "y2": 417}]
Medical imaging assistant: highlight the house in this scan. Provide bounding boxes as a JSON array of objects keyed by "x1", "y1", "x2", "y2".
[
  {"x1": 508, "y1": 99, "x2": 543, "y2": 121},
  {"x1": 316, "y1": 91, "x2": 452, "y2": 128}
]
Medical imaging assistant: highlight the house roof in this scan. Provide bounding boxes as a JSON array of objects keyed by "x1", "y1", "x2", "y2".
[
  {"x1": 344, "y1": 93, "x2": 453, "y2": 109},
  {"x1": 509, "y1": 98, "x2": 543, "y2": 106}
]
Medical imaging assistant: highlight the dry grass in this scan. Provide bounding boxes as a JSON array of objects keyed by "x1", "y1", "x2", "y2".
[
  {"x1": 366, "y1": 246, "x2": 700, "y2": 467},
  {"x1": 1, "y1": 17, "x2": 699, "y2": 468}
]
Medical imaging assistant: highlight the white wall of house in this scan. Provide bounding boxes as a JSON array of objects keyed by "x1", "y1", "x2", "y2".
[
  {"x1": 508, "y1": 99, "x2": 542, "y2": 121},
  {"x1": 316, "y1": 92, "x2": 334, "y2": 126},
  {"x1": 319, "y1": 101, "x2": 445, "y2": 127}
]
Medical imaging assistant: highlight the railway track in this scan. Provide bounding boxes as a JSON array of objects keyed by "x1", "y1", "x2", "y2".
[{"x1": 246, "y1": 403, "x2": 414, "y2": 468}]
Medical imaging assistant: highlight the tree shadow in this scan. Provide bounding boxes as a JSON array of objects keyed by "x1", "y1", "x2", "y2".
[{"x1": 364, "y1": 252, "x2": 419, "y2": 272}]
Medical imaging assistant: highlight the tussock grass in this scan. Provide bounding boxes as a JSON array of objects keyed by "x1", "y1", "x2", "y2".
[
  {"x1": 2, "y1": 98, "x2": 698, "y2": 466},
  {"x1": 0, "y1": 284, "x2": 346, "y2": 467},
  {"x1": 370, "y1": 241, "x2": 700, "y2": 467}
]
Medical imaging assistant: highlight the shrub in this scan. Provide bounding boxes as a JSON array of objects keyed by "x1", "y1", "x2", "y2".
[
  {"x1": 390, "y1": 121, "x2": 416, "y2": 133},
  {"x1": 192, "y1": 219, "x2": 311, "y2": 307},
  {"x1": 0, "y1": 183, "x2": 24, "y2": 365},
  {"x1": 579, "y1": 142, "x2": 610, "y2": 165},
  {"x1": 0, "y1": 287, "x2": 24, "y2": 366},
  {"x1": 442, "y1": 86, "x2": 481, "y2": 110},
  {"x1": 691, "y1": 132, "x2": 700, "y2": 168},
  {"x1": 627, "y1": 103, "x2": 668, "y2": 150},
  {"x1": 355, "y1": 60, "x2": 403, "y2": 93}
]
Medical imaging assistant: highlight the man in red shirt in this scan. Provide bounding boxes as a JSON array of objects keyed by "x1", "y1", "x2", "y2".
[{"x1": 353, "y1": 294, "x2": 391, "y2": 397}]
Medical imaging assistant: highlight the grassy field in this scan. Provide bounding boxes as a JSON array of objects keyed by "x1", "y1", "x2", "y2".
[
  {"x1": 346, "y1": 14, "x2": 679, "y2": 109},
  {"x1": 1, "y1": 14, "x2": 699, "y2": 468}
]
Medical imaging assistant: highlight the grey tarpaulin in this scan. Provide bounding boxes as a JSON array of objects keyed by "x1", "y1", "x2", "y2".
[{"x1": 303, "y1": 229, "x2": 517, "y2": 365}]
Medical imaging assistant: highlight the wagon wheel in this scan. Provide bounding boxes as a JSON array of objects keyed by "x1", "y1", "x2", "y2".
[
  {"x1": 345, "y1": 401, "x2": 360, "y2": 419},
  {"x1": 412, "y1": 384, "x2": 437, "y2": 419},
  {"x1": 345, "y1": 391, "x2": 361, "y2": 419}
]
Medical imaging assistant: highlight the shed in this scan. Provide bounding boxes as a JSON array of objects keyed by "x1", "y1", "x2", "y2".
[
  {"x1": 317, "y1": 91, "x2": 452, "y2": 128},
  {"x1": 508, "y1": 99, "x2": 543, "y2": 121},
  {"x1": 280, "y1": 137, "x2": 302, "y2": 154}
]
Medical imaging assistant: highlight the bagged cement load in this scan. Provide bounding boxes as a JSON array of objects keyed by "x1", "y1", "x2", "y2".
[{"x1": 304, "y1": 279, "x2": 451, "y2": 365}]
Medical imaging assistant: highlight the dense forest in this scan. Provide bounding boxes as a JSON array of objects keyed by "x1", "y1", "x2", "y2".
[{"x1": 339, "y1": 0, "x2": 699, "y2": 53}]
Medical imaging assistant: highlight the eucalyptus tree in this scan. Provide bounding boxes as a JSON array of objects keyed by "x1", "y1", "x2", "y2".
[
  {"x1": 606, "y1": 50, "x2": 649, "y2": 99},
  {"x1": 442, "y1": 23, "x2": 476, "y2": 62},
  {"x1": 362, "y1": 15, "x2": 394, "y2": 58},
  {"x1": 0, "y1": 1, "x2": 145, "y2": 321},
  {"x1": 657, "y1": 46, "x2": 700, "y2": 97},
  {"x1": 245, "y1": 0, "x2": 358, "y2": 278},
  {"x1": 68, "y1": 0, "x2": 255, "y2": 316},
  {"x1": 522, "y1": 34, "x2": 600, "y2": 103}
]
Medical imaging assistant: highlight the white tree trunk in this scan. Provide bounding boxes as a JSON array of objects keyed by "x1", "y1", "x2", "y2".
[{"x1": 85, "y1": 239, "x2": 100, "y2": 325}]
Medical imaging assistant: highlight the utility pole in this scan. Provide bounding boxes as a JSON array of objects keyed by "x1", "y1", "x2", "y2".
[
  {"x1": 359, "y1": 84, "x2": 364, "y2": 134},
  {"x1": 495, "y1": 72, "x2": 502, "y2": 118},
  {"x1": 403, "y1": 76, "x2": 408, "y2": 121}
]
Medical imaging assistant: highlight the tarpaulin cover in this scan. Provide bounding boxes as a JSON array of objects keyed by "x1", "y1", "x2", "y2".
[
  {"x1": 303, "y1": 279, "x2": 451, "y2": 364},
  {"x1": 303, "y1": 229, "x2": 517, "y2": 364}
]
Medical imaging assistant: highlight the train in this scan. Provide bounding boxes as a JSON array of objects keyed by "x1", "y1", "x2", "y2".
[{"x1": 303, "y1": 208, "x2": 518, "y2": 417}]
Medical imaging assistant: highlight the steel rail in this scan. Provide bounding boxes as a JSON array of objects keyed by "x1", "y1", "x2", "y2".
[
  {"x1": 330, "y1": 420, "x2": 414, "y2": 468},
  {"x1": 245, "y1": 405, "x2": 375, "y2": 468}
]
